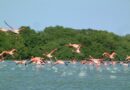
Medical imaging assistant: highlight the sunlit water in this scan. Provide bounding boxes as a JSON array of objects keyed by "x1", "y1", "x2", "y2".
[{"x1": 0, "y1": 61, "x2": 130, "y2": 90}]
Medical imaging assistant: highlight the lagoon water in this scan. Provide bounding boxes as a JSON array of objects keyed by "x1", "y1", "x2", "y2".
[{"x1": 0, "y1": 61, "x2": 130, "y2": 90}]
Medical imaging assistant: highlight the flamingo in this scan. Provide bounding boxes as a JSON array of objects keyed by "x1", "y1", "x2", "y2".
[
  {"x1": 73, "y1": 46, "x2": 81, "y2": 54},
  {"x1": 43, "y1": 48, "x2": 57, "y2": 59},
  {"x1": 30, "y1": 56, "x2": 45, "y2": 65},
  {"x1": 89, "y1": 55, "x2": 104, "y2": 66},
  {"x1": 90, "y1": 58, "x2": 103, "y2": 65},
  {"x1": 5, "y1": 49, "x2": 16, "y2": 56},
  {"x1": 103, "y1": 51, "x2": 117, "y2": 60},
  {"x1": 80, "y1": 60, "x2": 87, "y2": 64},
  {"x1": 65, "y1": 43, "x2": 81, "y2": 54},
  {"x1": 54, "y1": 60, "x2": 65, "y2": 65},
  {"x1": 53, "y1": 57, "x2": 70, "y2": 66},
  {"x1": 53, "y1": 57, "x2": 64, "y2": 65},
  {"x1": 0, "y1": 49, "x2": 16, "y2": 60}
]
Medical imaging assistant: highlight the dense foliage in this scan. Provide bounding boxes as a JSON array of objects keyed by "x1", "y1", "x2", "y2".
[{"x1": 0, "y1": 26, "x2": 130, "y2": 60}]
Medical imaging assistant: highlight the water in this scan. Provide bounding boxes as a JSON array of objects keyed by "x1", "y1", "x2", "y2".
[{"x1": 0, "y1": 61, "x2": 130, "y2": 90}]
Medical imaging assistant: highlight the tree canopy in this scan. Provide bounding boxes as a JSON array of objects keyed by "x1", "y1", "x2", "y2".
[{"x1": 0, "y1": 26, "x2": 130, "y2": 60}]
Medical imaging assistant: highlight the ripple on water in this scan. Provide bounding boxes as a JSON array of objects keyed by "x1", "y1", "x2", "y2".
[
  {"x1": 110, "y1": 75, "x2": 117, "y2": 79},
  {"x1": 78, "y1": 71, "x2": 87, "y2": 77},
  {"x1": 0, "y1": 62, "x2": 130, "y2": 90}
]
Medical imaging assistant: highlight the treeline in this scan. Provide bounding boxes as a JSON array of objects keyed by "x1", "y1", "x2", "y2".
[{"x1": 0, "y1": 26, "x2": 130, "y2": 60}]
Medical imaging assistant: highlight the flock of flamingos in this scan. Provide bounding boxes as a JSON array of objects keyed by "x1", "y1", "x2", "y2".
[{"x1": 0, "y1": 43, "x2": 130, "y2": 68}]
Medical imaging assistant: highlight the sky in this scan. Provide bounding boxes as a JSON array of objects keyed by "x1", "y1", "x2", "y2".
[{"x1": 0, "y1": 0, "x2": 130, "y2": 35}]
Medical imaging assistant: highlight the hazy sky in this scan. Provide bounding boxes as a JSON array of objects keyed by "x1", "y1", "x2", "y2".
[{"x1": 0, "y1": 0, "x2": 130, "y2": 35}]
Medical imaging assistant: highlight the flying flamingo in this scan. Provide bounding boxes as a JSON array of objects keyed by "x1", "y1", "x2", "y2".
[
  {"x1": 43, "y1": 48, "x2": 57, "y2": 59},
  {"x1": 103, "y1": 51, "x2": 117, "y2": 61},
  {"x1": 74, "y1": 46, "x2": 81, "y2": 54},
  {"x1": 5, "y1": 49, "x2": 16, "y2": 56},
  {"x1": 65, "y1": 43, "x2": 81, "y2": 54},
  {"x1": 0, "y1": 49, "x2": 16, "y2": 60}
]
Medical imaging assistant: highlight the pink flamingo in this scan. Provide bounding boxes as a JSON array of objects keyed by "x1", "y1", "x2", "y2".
[
  {"x1": 65, "y1": 43, "x2": 81, "y2": 54},
  {"x1": 89, "y1": 55, "x2": 104, "y2": 66},
  {"x1": 103, "y1": 51, "x2": 117, "y2": 60},
  {"x1": 54, "y1": 60, "x2": 65, "y2": 65},
  {"x1": 0, "y1": 49, "x2": 16, "y2": 60},
  {"x1": 31, "y1": 56, "x2": 45, "y2": 65},
  {"x1": 53, "y1": 57, "x2": 70, "y2": 66},
  {"x1": 80, "y1": 60, "x2": 87, "y2": 64},
  {"x1": 5, "y1": 49, "x2": 16, "y2": 56},
  {"x1": 43, "y1": 48, "x2": 57, "y2": 60}
]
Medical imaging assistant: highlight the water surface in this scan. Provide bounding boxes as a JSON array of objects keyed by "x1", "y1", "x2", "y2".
[{"x1": 0, "y1": 61, "x2": 130, "y2": 90}]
